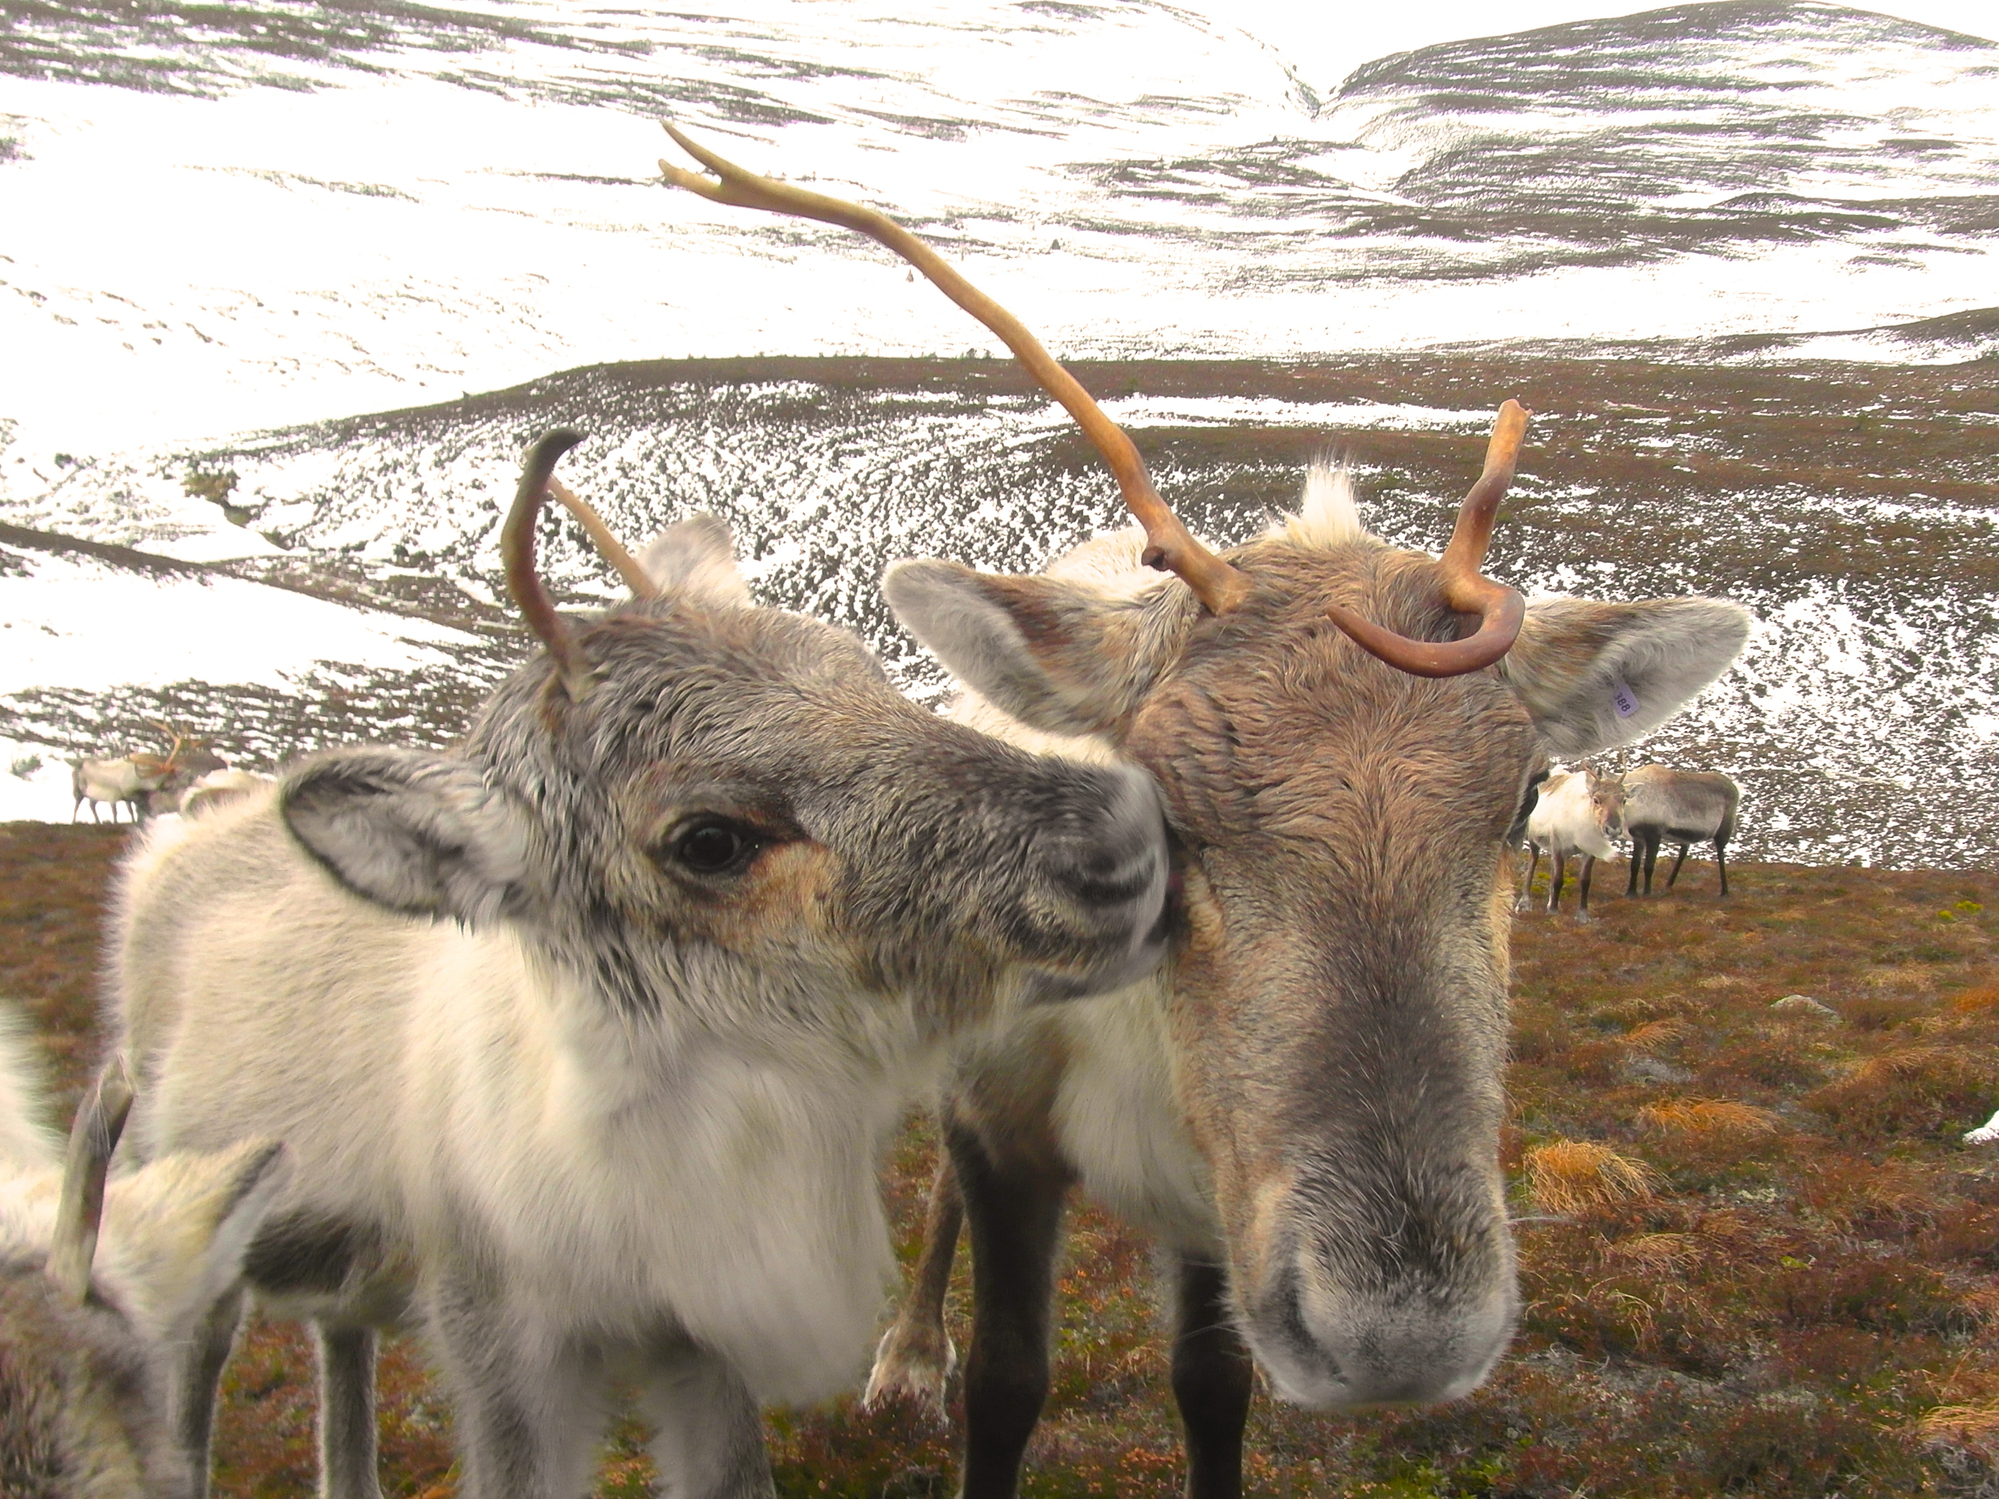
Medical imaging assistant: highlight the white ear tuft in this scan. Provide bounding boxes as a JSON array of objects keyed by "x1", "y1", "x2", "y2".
[
  {"x1": 1275, "y1": 462, "x2": 1366, "y2": 549},
  {"x1": 639, "y1": 514, "x2": 752, "y2": 609}
]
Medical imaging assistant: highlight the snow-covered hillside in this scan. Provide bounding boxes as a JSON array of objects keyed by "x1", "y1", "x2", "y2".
[{"x1": 0, "y1": 2, "x2": 1993, "y2": 865}]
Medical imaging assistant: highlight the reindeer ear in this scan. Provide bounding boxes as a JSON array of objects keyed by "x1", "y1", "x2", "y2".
[
  {"x1": 96, "y1": 1139, "x2": 290, "y2": 1346},
  {"x1": 281, "y1": 748, "x2": 531, "y2": 926},
  {"x1": 639, "y1": 514, "x2": 751, "y2": 608},
  {"x1": 1500, "y1": 597, "x2": 1751, "y2": 758},
  {"x1": 884, "y1": 559, "x2": 1189, "y2": 739}
]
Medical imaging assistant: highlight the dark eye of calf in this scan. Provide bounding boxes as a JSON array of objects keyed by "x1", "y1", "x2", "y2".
[{"x1": 658, "y1": 817, "x2": 766, "y2": 878}]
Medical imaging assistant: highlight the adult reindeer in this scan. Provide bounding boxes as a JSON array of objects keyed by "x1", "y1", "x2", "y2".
[
  {"x1": 658, "y1": 126, "x2": 1752, "y2": 1498},
  {"x1": 1519, "y1": 767, "x2": 1627, "y2": 916},
  {"x1": 109, "y1": 441, "x2": 1171, "y2": 1499},
  {"x1": 1623, "y1": 763, "x2": 1741, "y2": 896}
]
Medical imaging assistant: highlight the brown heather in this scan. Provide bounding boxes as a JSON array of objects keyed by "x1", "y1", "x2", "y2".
[{"x1": 5, "y1": 825, "x2": 1998, "y2": 1497}]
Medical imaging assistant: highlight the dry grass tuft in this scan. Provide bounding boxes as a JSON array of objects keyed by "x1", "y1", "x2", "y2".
[
  {"x1": 1950, "y1": 985, "x2": 1999, "y2": 1014},
  {"x1": 1638, "y1": 1097, "x2": 1784, "y2": 1137},
  {"x1": 1609, "y1": 1231, "x2": 1704, "y2": 1271},
  {"x1": 1623, "y1": 1017, "x2": 1695, "y2": 1052},
  {"x1": 1917, "y1": 1402, "x2": 1999, "y2": 1459},
  {"x1": 1523, "y1": 1140, "x2": 1658, "y2": 1214}
]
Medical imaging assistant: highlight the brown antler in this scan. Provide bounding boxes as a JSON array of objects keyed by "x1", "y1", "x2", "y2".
[
  {"x1": 548, "y1": 477, "x2": 655, "y2": 597},
  {"x1": 1325, "y1": 401, "x2": 1530, "y2": 678},
  {"x1": 504, "y1": 431, "x2": 598, "y2": 700},
  {"x1": 658, "y1": 123, "x2": 1250, "y2": 615}
]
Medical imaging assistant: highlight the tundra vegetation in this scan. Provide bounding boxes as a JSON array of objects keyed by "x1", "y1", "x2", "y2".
[{"x1": 5, "y1": 825, "x2": 1996, "y2": 1497}]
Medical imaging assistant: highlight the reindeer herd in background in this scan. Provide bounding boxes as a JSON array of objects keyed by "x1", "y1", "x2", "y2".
[
  {"x1": 1518, "y1": 761, "x2": 1742, "y2": 917},
  {"x1": 4, "y1": 128, "x2": 1768, "y2": 1499}
]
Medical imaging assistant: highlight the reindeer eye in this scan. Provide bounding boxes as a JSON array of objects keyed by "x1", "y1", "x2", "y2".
[{"x1": 664, "y1": 819, "x2": 761, "y2": 876}]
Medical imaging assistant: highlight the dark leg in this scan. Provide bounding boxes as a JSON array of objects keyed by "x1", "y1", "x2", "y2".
[
  {"x1": 1642, "y1": 833, "x2": 1660, "y2": 895},
  {"x1": 952, "y1": 1122, "x2": 1072, "y2": 1499},
  {"x1": 1518, "y1": 845, "x2": 1541, "y2": 910},
  {"x1": 1546, "y1": 849, "x2": 1566, "y2": 913},
  {"x1": 1715, "y1": 838, "x2": 1729, "y2": 897},
  {"x1": 1626, "y1": 837, "x2": 1640, "y2": 897},
  {"x1": 1171, "y1": 1257, "x2": 1253, "y2": 1499},
  {"x1": 864, "y1": 1154, "x2": 964, "y2": 1415},
  {"x1": 1666, "y1": 843, "x2": 1691, "y2": 889},
  {"x1": 1578, "y1": 855, "x2": 1596, "y2": 917},
  {"x1": 171, "y1": 1285, "x2": 244, "y2": 1499}
]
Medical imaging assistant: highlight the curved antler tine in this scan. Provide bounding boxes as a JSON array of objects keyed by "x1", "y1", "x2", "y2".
[
  {"x1": 1325, "y1": 401, "x2": 1530, "y2": 679},
  {"x1": 1440, "y1": 399, "x2": 1529, "y2": 590},
  {"x1": 47, "y1": 1055, "x2": 136, "y2": 1305},
  {"x1": 659, "y1": 122, "x2": 1250, "y2": 614},
  {"x1": 503, "y1": 430, "x2": 596, "y2": 700},
  {"x1": 546, "y1": 476, "x2": 655, "y2": 597}
]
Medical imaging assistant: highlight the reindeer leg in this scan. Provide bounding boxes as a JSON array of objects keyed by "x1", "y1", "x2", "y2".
[
  {"x1": 1578, "y1": 855, "x2": 1595, "y2": 919},
  {"x1": 170, "y1": 1284, "x2": 244, "y2": 1499},
  {"x1": 952, "y1": 1118, "x2": 1073, "y2": 1499},
  {"x1": 1642, "y1": 833, "x2": 1660, "y2": 895},
  {"x1": 864, "y1": 1153, "x2": 963, "y2": 1416},
  {"x1": 1626, "y1": 837, "x2": 1640, "y2": 897},
  {"x1": 316, "y1": 1323, "x2": 384, "y2": 1499},
  {"x1": 1546, "y1": 849, "x2": 1566, "y2": 913},
  {"x1": 424, "y1": 1261, "x2": 606, "y2": 1499},
  {"x1": 1517, "y1": 845, "x2": 1540, "y2": 910},
  {"x1": 638, "y1": 1341, "x2": 774, "y2": 1499},
  {"x1": 1666, "y1": 843, "x2": 1690, "y2": 890},
  {"x1": 1172, "y1": 1255, "x2": 1253, "y2": 1499},
  {"x1": 1715, "y1": 838, "x2": 1730, "y2": 897}
]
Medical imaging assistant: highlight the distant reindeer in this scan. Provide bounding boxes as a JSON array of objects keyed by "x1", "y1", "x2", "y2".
[
  {"x1": 1519, "y1": 767, "x2": 1626, "y2": 916},
  {"x1": 72, "y1": 755, "x2": 170, "y2": 824},
  {"x1": 1623, "y1": 763, "x2": 1741, "y2": 896},
  {"x1": 0, "y1": 1012, "x2": 288, "y2": 1498},
  {"x1": 70, "y1": 725, "x2": 217, "y2": 823},
  {"x1": 656, "y1": 126, "x2": 1753, "y2": 1497},
  {"x1": 109, "y1": 436, "x2": 1170, "y2": 1499}
]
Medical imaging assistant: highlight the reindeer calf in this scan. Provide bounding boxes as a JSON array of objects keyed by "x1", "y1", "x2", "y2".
[{"x1": 108, "y1": 436, "x2": 1170, "y2": 1499}]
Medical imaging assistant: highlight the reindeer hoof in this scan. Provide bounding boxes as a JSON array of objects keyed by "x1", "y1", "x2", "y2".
[{"x1": 862, "y1": 1325, "x2": 956, "y2": 1421}]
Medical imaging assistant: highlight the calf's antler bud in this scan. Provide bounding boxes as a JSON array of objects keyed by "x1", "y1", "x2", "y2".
[{"x1": 504, "y1": 431, "x2": 598, "y2": 701}]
